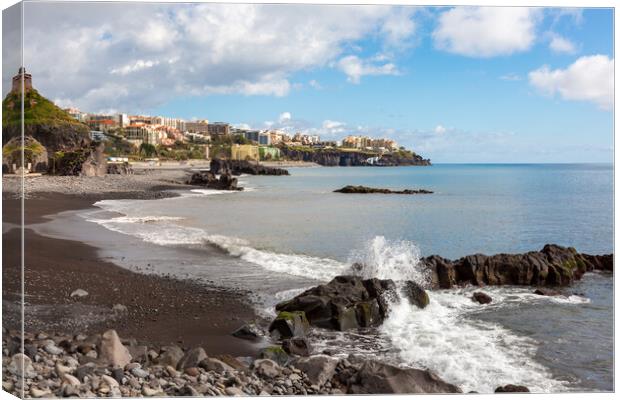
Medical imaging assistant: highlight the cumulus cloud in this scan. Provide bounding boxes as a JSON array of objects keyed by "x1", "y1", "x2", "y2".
[
  {"x1": 433, "y1": 7, "x2": 540, "y2": 57},
  {"x1": 336, "y1": 55, "x2": 399, "y2": 84},
  {"x1": 528, "y1": 55, "x2": 614, "y2": 110},
  {"x1": 278, "y1": 112, "x2": 292, "y2": 123},
  {"x1": 548, "y1": 33, "x2": 577, "y2": 54},
  {"x1": 13, "y1": 3, "x2": 418, "y2": 112},
  {"x1": 434, "y1": 125, "x2": 446, "y2": 134}
]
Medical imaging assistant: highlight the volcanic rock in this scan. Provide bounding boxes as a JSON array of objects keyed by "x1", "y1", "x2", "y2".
[
  {"x1": 422, "y1": 244, "x2": 613, "y2": 289},
  {"x1": 268, "y1": 311, "x2": 310, "y2": 340},
  {"x1": 472, "y1": 292, "x2": 492, "y2": 304},
  {"x1": 495, "y1": 384, "x2": 530, "y2": 392},
  {"x1": 275, "y1": 275, "x2": 409, "y2": 331},
  {"x1": 334, "y1": 185, "x2": 433, "y2": 194},
  {"x1": 348, "y1": 361, "x2": 461, "y2": 394}
]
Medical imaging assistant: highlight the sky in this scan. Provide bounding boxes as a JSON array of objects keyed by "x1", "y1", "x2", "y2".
[{"x1": 2, "y1": 2, "x2": 614, "y2": 163}]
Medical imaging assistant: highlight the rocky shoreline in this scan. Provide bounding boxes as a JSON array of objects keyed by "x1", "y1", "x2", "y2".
[{"x1": 2, "y1": 327, "x2": 462, "y2": 398}]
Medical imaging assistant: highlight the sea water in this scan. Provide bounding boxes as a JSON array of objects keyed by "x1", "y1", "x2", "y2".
[{"x1": 81, "y1": 164, "x2": 612, "y2": 392}]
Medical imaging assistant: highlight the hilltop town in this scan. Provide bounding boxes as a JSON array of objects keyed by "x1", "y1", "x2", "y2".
[
  {"x1": 67, "y1": 108, "x2": 427, "y2": 166},
  {"x1": 2, "y1": 68, "x2": 430, "y2": 176}
]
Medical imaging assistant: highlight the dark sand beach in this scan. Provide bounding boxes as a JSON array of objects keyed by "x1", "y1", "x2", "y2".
[{"x1": 2, "y1": 192, "x2": 261, "y2": 357}]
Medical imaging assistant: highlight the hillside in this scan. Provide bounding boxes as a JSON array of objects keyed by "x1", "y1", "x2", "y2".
[
  {"x1": 279, "y1": 145, "x2": 431, "y2": 166},
  {"x1": 2, "y1": 89, "x2": 91, "y2": 152}
]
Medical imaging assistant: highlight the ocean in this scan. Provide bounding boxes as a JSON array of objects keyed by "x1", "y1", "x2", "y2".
[{"x1": 47, "y1": 164, "x2": 613, "y2": 392}]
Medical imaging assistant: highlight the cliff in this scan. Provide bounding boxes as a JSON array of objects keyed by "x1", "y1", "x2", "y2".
[
  {"x1": 2, "y1": 88, "x2": 91, "y2": 153},
  {"x1": 279, "y1": 146, "x2": 430, "y2": 166}
]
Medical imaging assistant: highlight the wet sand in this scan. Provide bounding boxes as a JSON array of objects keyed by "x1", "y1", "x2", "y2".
[{"x1": 2, "y1": 193, "x2": 263, "y2": 357}]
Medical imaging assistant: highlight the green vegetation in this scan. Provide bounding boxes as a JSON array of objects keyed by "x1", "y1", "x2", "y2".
[
  {"x1": 2, "y1": 89, "x2": 84, "y2": 127},
  {"x1": 139, "y1": 143, "x2": 157, "y2": 158},
  {"x1": 211, "y1": 134, "x2": 249, "y2": 145}
]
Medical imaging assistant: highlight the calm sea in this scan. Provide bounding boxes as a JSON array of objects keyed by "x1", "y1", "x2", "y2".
[{"x1": 49, "y1": 164, "x2": 613, "y2": 393}]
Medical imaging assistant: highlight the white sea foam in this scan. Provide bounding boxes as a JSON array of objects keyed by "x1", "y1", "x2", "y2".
[
  {"x1": 382, "y1": 292, "x2": 569, "y2": 393},
  {"x1": 203, "y1": 234, "x2": 349, "y2": 281}
]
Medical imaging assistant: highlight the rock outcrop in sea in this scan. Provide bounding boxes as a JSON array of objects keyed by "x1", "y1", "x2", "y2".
[
  {"x1": 334, "y1": 185, "x2": 433, "y2": 194},
  {"x1": 421, "y1": 244, "x2": 613, "y2": 289},
  {"x1": 186, "y1": 170, "x2": 243, "y2": 191},
  {"x1": 274, "y1": 276, "x2": 427, "y2": 331}
]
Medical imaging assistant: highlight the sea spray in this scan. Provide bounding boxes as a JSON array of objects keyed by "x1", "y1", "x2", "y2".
[{"x1": 346, "y1": 236, "x2": 431, "y2": 286}]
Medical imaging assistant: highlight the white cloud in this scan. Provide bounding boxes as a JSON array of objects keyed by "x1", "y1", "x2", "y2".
[
  {"x1": 548, "y1": 33, "x2": 577, "y2": 54},
  {"x1": 234, "y1": 123, "x2": 251, "y2": 130},
  {"x1": 110, "y1": 59, "x2": 160, "y2": 75},
  {"x1": 433, "y1": 7, "x2": 540, "y2": 57},
  {"x1": 322, "y1": 120, "x2": 345, "y2": 130},
  {"x1": 528, "y1": 55, "x2": 614, "y2": 110},
  {"x1": 434, "y1": 125, "x2": 446, "y2": 134},
  {"x1": 15, "y1": 3, "x2": 418, "y2": 112},
  {"x1": 278, "y1": 112, "x2": 292, "y2": 123},
  {"x1": 379, "y1": 8, "x2": 417, "y2": 48},
  {"x1": 336, "y1": 55, "x2": 399, "y2": 84}
]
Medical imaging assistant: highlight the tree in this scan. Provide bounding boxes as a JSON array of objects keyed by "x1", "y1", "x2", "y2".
[{"x1": 139, "y1": 143, "x2": 157, "y2": 158}]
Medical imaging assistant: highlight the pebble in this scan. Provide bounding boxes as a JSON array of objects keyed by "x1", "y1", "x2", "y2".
[
  {"x1": 43, "y1": 343, "x2": 63, "y2": 355},
  {"x1": 101, "y1": 375, "x2": 119, "y2": 389},
  {"x1": 142, "y1": 386, "x2": 163, "y2": 396},
  {"x1": 70, "y1": 289, "x2": 89, "y2": 298},
  {"x1": 62, "y1": 374, "x2": 81, "y2": 386},
  {"x1": 29, "y1": 387, "x2": 52, "y2": 398},
  {"x1": 131, "y1": 368, "x2": 149, "y2": 378},
  {"x1": 225, "y1": 386, "x2": 247, "y2": 396}
]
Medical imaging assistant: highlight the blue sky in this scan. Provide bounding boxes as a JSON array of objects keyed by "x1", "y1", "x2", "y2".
[{"x1": 3, "y1": 3, "x2": 614, "y2": 162}]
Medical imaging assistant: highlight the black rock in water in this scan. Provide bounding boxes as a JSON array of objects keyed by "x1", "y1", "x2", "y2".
[
  {"x1": 421, "y1": 244, "x2": 613, "y2": 289},
  {"x1": 231, "y1": 324, "x2": 262, "y2": 341},
  {"x1": 495, "y1": 384, "x2": 530, "y2": 392},
  {"x1": 275, "y1": 275, "x2": 427, "y2": 331},
  {"x1": 334, "y1": 185, "x2": 433, "y2": 194},
  {"x1": 472, "y1": 292, "x2": 492, "y2": 304},
  {"x1": 186, "y1": 170, "x2": 242, "y2": 191}
]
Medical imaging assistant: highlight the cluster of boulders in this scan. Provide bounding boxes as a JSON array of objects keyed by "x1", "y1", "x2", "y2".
[
  {"x1": 273, "y1": 276, "x2": 428, "y2": 332},
  {"x1": 186, "y1": 170, "x2": 242, "y2": 191},
  {"x1": 422, "y1": 244, "x2": 613, "y2": 289},
  {"x1": 186, "y1": 158, "x2": 289, "y2": 191},
  {"x1": 334, "y1": 186, "x2": 433, "y2": 195},
  {"x1": 107, "y1": 162, "x2": 133, "y2": 175},
  {"x1": 2, "y1": 327, "x2": 462, "y2": 397},
  {"x1": 209, "y1": 159, "x2": 289, "y2": 176}
]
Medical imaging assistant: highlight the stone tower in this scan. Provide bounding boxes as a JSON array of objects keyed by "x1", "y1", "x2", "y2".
[{"x1": 11, "y1": 67, "x2": 32, "y2": 93}]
